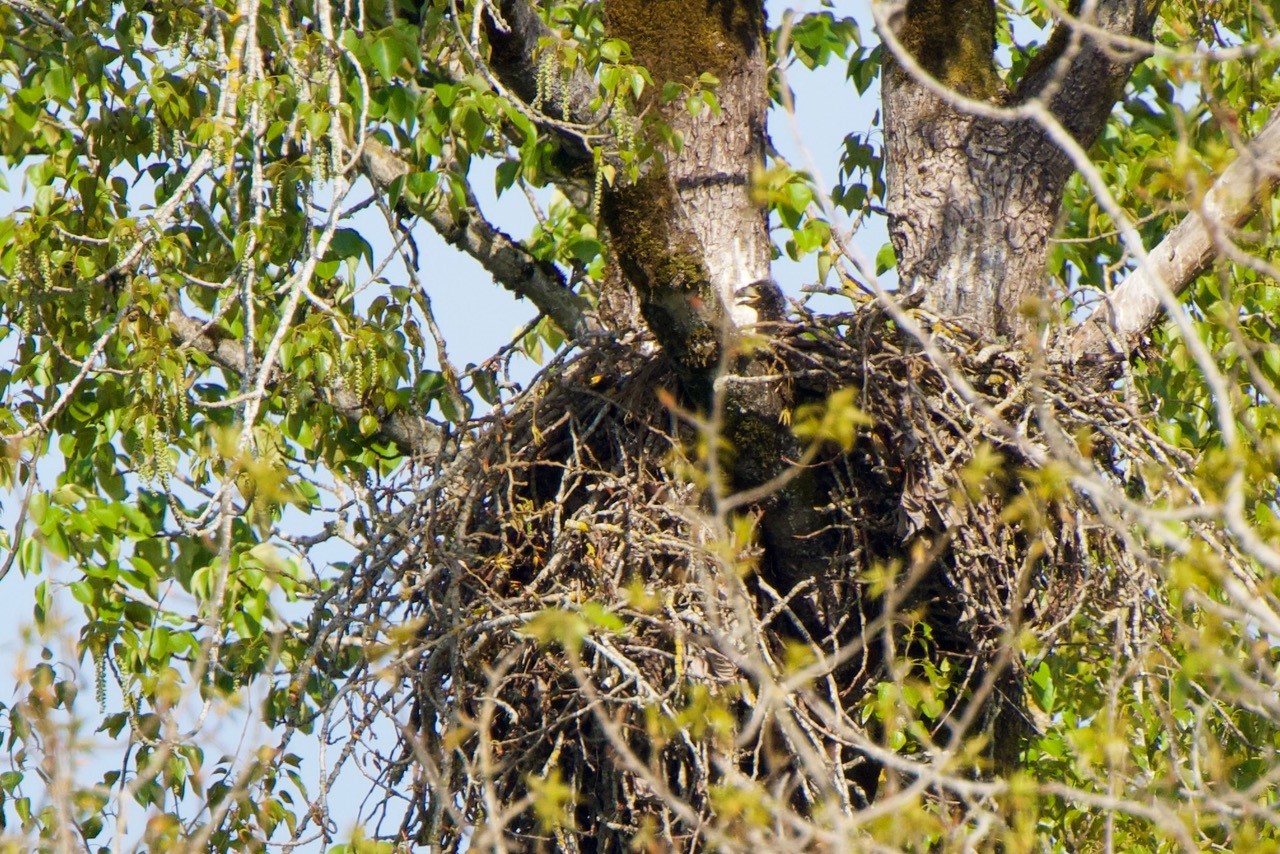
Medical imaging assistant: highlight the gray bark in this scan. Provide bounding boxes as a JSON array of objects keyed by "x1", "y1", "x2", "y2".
[
  {"x1": 882, "y1": 92, "x2": 1066, "y2": 335},
  {"x1": 881, "y1": 0, "x2": 1157, "y2": 338},
  {"x1": 601, "y1": 0, "x2": 779, "y2": 380}
]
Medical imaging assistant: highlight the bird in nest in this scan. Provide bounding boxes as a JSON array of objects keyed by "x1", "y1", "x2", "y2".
[{"x1": 739, "y1": 276, "x2": 787, "y2": 325}]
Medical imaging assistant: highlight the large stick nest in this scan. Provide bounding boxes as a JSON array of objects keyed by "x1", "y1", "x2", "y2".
[{"x1": 309, "y1": 304, "x2": 1182, "y2": 850}]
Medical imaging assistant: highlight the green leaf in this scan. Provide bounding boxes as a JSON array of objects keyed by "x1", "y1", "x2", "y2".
[
  {"x1": 325, "y1": 229, "x2": 374, "y2": 268},
  {"x1": 875, "y1": 243, "x2": 896, "y2": 275},
  {"x1": 1030, "y1": 661, "x2": 1056, "y2": 713},
  {"x1": 520, "y1": 608, "x2": 590, "y2": 653},
  {"x1": 369, "y1": 35, "x2": 404, "y2": 81},
  {"x1": 473, "y1": 369, "x2": 500, "y2": 405}
]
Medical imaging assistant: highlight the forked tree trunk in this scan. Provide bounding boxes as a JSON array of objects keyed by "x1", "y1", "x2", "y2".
[
  {"x1": 459, "y1": 1, "x2": 1165, "y2": 839},
  {"x1": 591, "y1": 0, "x2": 1163, "y2": 775},
  {"x1": 882, "y1": 0, "x2": 1157, "y2": 338}
]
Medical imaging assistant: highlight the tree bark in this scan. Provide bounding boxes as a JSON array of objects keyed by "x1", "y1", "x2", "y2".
[
  {"x1": 601, "y1": 0, "x2": 777, "y2": 382},
  {"x1": 596, "y1": 3, "x2": 820, "y2": 581},
  {"x1": 881, "y1": 0, "x2": 1157, "y2": 338}
]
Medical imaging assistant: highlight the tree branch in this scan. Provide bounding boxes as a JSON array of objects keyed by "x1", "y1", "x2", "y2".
[
  {"x1": 1071, "y1": 111, "x2": 1280, "y2": 377},
  {"x1": 1, "y1": 0, "x2": 74, "y2": 39},
  {"x1": 1014, "y1": 0, "x2": 1160, "y2": 146},
  {"x1": 360, "y1": 136, "x2": 594, "y2": 337},
  {"x1": 168, "y1": 308, "x2": 443, "y2": 457}
]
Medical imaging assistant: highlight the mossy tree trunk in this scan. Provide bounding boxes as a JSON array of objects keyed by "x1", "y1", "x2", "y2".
[
  {"x1": 596, "y1": 1, "x2": 845, "y2": 654},
  {"x1": 470, "y1": 0, "x2": 811, "y2": 613},
  {"x1": 600, "y1": 0, "x2": 776, "y2": 381}
]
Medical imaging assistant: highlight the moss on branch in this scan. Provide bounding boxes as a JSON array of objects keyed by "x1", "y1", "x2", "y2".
[{"x1": 604, "y1": 167, "x2": 722, "y2": 374}]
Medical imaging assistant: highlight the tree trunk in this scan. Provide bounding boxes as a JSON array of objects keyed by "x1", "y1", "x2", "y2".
[
  {"x1": 882, "y1": 0, "x2": 1157, "y2": 337},
  {"x1": 599, "y1": 0, "x2": 836, "y2": 629},
  {"x1": 884, "y1": 83, "x2": 1069, "y2": 336},
  {"x1": 602, "y1": 0, "x2": 776, "y2": 382},
  {"x1": 393, "y1": 2, "x2": 1175, "y2": 847}
]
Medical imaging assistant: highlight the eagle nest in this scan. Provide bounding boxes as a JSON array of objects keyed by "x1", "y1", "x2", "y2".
[{"x1": 303, "y1": 304, "x2": 1206, "y2": 850}]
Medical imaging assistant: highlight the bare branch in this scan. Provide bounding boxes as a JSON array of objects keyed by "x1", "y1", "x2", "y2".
[
  {"x1": 1071, "y1": 111, "x2": 1280, "y2": 377},
  {"x1": 360, "y1": 136, "x2": 594, "y2": 337}
]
